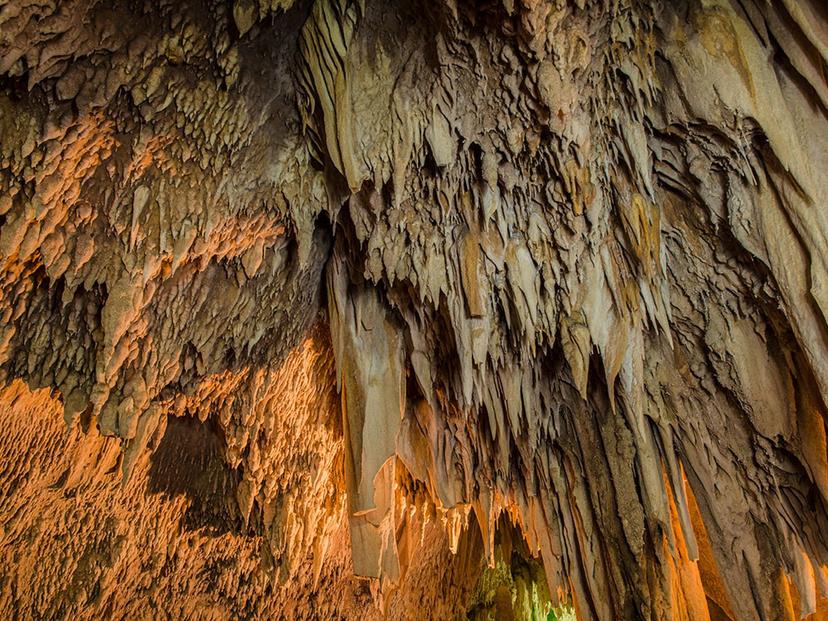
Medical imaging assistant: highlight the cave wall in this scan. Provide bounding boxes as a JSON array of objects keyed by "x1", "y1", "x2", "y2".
[
  {"x1": 1, "y1": 0, "x2": 828, "y2": 619},
  {"x1": 0, "y1": 329, "x2": 483, "y2": 619}
]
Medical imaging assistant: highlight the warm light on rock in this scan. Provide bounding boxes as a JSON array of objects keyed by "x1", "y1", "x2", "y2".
[{"x1": 1, "y1": 0, "x2": 828, "y2": 618}]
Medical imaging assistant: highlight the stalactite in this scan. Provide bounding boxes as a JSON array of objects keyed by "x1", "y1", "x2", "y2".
[{"x1": 1, "y1": 0, "x2": 827, "y2": 619}]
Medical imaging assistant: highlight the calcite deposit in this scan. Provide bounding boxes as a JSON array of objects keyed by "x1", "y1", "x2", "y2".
[{"x1": 1, "y1": 0, "x2": 828, "y2": 619}]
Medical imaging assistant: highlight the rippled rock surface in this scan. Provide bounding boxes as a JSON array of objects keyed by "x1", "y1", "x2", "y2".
[{"x1": 1, "y1": 1, "x2": 828, "y2": 618}]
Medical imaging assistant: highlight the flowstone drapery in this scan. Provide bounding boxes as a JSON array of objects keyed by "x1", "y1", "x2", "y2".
[{"x1": 1, "y1": 1, "x2": 827, "y2": 619}]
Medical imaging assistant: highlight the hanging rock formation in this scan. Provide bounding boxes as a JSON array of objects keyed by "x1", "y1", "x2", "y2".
[{"x1": 1, "y1": 0, "x2": 828, "y2": 618}]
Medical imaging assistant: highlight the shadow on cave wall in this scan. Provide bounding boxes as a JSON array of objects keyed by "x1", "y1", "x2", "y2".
[{"x1": 148, "y1": 415, "x2": 245, "y2": 536}]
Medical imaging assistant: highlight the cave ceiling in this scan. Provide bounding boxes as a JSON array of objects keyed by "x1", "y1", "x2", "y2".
[{"x1": 1, "y1": 0, "x2": 828, "y2": 619}]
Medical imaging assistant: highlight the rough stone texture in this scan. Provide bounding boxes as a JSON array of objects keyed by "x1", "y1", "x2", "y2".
[
  {"x1": 1, "y1": 0, "x2": 828, "y2": 619},
  {"x1": 0, "y1": 329, "x2": 484, "y2": 620}
]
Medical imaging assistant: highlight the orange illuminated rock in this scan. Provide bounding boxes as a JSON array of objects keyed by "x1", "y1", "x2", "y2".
[{"x1": 1, "y1": 0, "x2": 828, "y2": 618}]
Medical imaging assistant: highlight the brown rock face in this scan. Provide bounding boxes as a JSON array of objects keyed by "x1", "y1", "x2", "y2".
[{"x1": 1, "y1": 0, "x2": 828, "y2": 619}]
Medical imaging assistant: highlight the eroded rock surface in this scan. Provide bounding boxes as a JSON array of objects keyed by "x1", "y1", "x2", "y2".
[{"x1": 1, "y1": 0, "x2": 828, "y2": 619}]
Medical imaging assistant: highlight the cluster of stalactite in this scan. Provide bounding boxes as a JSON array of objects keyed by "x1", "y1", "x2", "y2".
[{"x1": 1, "y1": 0, "x2": 827, "y2": 619}]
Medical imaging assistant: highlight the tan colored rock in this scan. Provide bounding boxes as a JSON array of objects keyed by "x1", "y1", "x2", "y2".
[{"x1": 1, "y1": 0, "x2": 828, "y2": 619}]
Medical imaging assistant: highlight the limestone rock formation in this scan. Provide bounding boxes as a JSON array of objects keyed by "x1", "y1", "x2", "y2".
[{"x1": 1, "y1": 0, "x2": 828, "y2": 619}]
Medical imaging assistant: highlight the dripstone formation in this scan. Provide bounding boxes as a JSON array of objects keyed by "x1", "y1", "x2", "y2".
[{"x1": 1, "y1": 1, "x2": 827, "y2": 619}]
